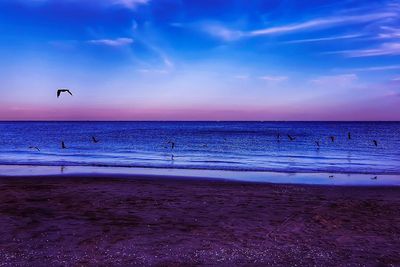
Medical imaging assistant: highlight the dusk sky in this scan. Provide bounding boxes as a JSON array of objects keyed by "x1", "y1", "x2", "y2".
[{"x1": 0, "y1": 0, "x2": 399, "y2": 120}]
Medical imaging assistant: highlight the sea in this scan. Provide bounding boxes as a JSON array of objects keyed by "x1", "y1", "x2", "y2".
[{"x1": 0, "y1": 121, "x2": 399, "y2": 178}]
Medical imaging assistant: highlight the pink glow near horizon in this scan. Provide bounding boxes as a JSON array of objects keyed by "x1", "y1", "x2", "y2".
[{"x1": 1, "y1": 96, "x2": 399, "y2": 121}]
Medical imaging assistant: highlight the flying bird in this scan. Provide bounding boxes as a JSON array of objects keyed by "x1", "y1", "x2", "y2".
[
  {"x1": 167, "y1": 141, "x2": 175, "y2": 149},
  {"x1": 329, "y1": 175, "x2": 334, "y2": 178},
  {"x1": 373, "y1": 140, "x2": 378, "y2": 147},
  {"x1": 92, "y1": 136, "x2": 99, "y2": 143},
  {"x1": 29, "y1": 146, "x2": 40, "y2": 152},
  {"x1": 371, "y1": 176, "x2": 378, "y2": 180},
  {"x1": 287, "y1": 135, "x2": 296, "y2": 141},
  {"x1": 57, "y1": 88, "x2": 73, "y2": 98},
  {"x1": 61, "y1": 141, "x2": 67, "y2": 149},
  {"x1": 329, "y1": 136, "x2": 335, "y2": 142}
]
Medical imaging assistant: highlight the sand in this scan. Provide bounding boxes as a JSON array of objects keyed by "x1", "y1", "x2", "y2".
[{"x1": 0, "y1": 175, "x2": 399, "y2": 266}]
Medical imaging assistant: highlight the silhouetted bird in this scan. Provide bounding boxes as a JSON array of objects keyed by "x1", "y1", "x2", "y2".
[
  {"x1": 330, "y1": 136, "x2": 335, "y2": 142},
  {"x1": 329, "y1": 175, "x2": 334, "y2": 178},
  {"x1": 373, "y1": 140, "x2": 378, "y2": 147},
  {"x1": 168, "y1": 141, "x2": 175, "y2": 149},
  {"x1": 61, "y1": 141, "x2": 67, "y2": 149},
  {"x1": 277, "y1": 133, "x2": 281, "y2": 142},
  {"x1": 371, "y1": 176, "x2": 378, "y2": 180},
  {"x1": 92, "y1": 136, "x2": 99, "y2": 143},
  {"x1": 315, "y1": 141, "x2": 320, "y2": 147},
  {"x1": 171, "y1": 154, "x2": 174, "y2": 161},
  {"x1": 29, "y1": 146, "x2": 40, "y2": 152},
  {"x1": 348, "y1": 132, "x2": 351, "y2": 140},
  {"x1": 57, "y1": 88, "x2": 73, "y2": 98},
  {"x1": 287, "y1": 135, "x2": 295, "y2": 141}
]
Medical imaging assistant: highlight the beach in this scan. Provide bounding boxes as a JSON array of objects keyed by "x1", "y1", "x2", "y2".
[{"x1": 0, "y1": 175, "x2": 399, "y2": 266}]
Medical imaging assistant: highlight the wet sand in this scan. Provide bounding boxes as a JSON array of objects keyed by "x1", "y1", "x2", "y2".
[{"x1": 0, "y1": 175, "x2": 399, "y2": 266}]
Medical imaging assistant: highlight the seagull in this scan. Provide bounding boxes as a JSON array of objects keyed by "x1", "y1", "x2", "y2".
[
  {"x1": 315, "y1": 141, "x2": 320, "y2": 148},
  {"x1": 29, "y1": 146, "x2": 40, "y2": 152},
  {"x1": 287, "y1": 134, "x2": 296, "y2": 141},
  {"x1": 57, "y1": 88, "x2": 73, "y2": 98},
  {"x1": 61, "y1": 141, "x2": 67, "y2": 149},
  {"x1": 373, "y1": 140, "x2": 378, "y2": 147},
  {"x1": 329, "y1": 136, "x2": 335, "y2": 142},
  {"x1": 371, "y1": 176, "x2": 378, "y2": 180},
  {"x1": 92, "y1": 136, "x2": 99, "y2": 143},
  {"x1": 348, "y1": 132, "x2": 351, "y2": 140}
]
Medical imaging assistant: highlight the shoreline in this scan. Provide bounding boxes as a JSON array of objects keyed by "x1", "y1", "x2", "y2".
[
  {"x1": 0, "y1": 175, "x2": 399, "y2": 265},
  {"x1": 1, "y1": 164, "x2": 399, "y2": 186}
]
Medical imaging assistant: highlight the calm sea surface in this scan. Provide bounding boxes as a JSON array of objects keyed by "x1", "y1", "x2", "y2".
[{"x1": 0, "y1": 122, "x2": 399, "y2": 175}]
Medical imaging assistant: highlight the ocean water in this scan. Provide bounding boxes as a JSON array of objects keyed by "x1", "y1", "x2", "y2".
[{"x1": 0, "y1": 121, "x2": 399, "y2": 175}]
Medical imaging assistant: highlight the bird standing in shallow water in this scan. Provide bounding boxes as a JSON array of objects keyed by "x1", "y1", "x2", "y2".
[
  {"x1": 371, "y1": 176, "x2": 378, "y2": 180},
  {"x1": 373, "y1": 140, "x2": 378, "y2": 147},
  {"x1": 61, "y1": 141, "x2": 67, "y2": 149},
  {"x1": 167, "y1": 141, "x2": 175, "y2": 149},
  {"x1": 92, "y1": 136, "x2": 99, "y2": 143},
  {"x1": 348, "y1": 132, "x2": 351, "y2": 140},
  {"x1": 315, "y1": 141, "x2": 320, "y2": 148},
  {"x1": 330, "y1": 136, "x2": 335, "y2": 142}
]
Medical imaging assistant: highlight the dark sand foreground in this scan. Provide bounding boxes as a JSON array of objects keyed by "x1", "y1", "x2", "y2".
[{"x1": 0, "y1": 176, "x2": 399, "y2": 266}]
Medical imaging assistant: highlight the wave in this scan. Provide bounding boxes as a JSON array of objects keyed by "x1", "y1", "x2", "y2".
[{"x1": 1, "y1": 161, "x2": 399, "y2": 175}]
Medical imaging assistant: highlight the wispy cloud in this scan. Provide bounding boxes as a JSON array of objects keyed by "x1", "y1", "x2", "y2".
[
  {"x1": 201, "y1": 24, "x2": 243, "y2": 41},
  {"x1": 330, "y1": 42, "x2": 400, "y2": 57},
  {"x1": 384, "y1": 90, "x2": 400, "y2": 97},
  {"x1": 311, "y1": 74, "x2": 358, "y2": 87},
  {"x1": 259, "y1": 76, "x2": 288, "y2": 82},
  {"x1": 200, "y1": 11, "x2": 396, "y2": 42},
  {"x1": 341, "y1": 65, "x2": 400, "y2": 72},
  {"x1": 284, "y1": 34, "x2": 363, "y2": 44},
  {"x1": 378, "y1": 26, "x2": 400, "y2": 39},
  {"x1": 87, "y1": 37, "x2": 133, "y2": 47},
  {"x1": 249, "y1": 12, "x2": 396, "y2": 37},
  {"x1": 111, "y1": 0, "x2": 150, "y2": 9}
]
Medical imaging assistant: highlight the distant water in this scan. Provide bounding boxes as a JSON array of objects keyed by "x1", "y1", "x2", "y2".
[{"x1": 0, "y1": 122, "x2": 399, "y2": 175}]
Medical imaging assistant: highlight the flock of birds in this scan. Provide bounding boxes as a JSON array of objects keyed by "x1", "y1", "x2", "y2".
[
  {"x1": 27, "y1": 88, "x2": 381, "y2": 180},
  {"x1": 279, "y1": 128, "x2": 380, "y2": 180},
  {"x1": 28, "y1": 88, "x2": 178, "y2": 159},
  {"x1": 280, "y1": 132, "x2": 379, "y2": 148}
]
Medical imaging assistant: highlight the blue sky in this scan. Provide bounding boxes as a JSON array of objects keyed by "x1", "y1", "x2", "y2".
[{"x1": 0, "y1": 0, "x2": 399, "y2": 120}]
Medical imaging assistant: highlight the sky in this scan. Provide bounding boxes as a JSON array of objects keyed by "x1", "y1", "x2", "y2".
[{"x1": 0, "y1": 0, "x2": 399, "y2": 121}]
